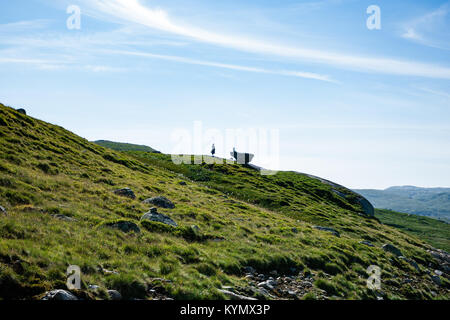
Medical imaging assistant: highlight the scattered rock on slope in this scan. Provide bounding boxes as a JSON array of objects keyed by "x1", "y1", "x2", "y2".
[
  {"x1": 382, "y1": 244, "x2": 403, "y2": 257},
  {"x1": 41, "y1": 289, "x2": 78, "y2": 300},
  {"x1": 141, "y1": 208, "x2": 178, "y2": 227},
  {"x1": 113, "y1": 188, "x2": 136, "y2": 199},
  {"x1": 106, "y1": 220, "x2": 140, "y2": 233},
  {"x1": 313, "y1": 226, "x2": 340, "y2": 237},
  {"x1": 142, "y1": 196, "x2": 175, "y2": 209},
  {"x1": 108, "y1": 290, "x2": 122, "y2": 300}
]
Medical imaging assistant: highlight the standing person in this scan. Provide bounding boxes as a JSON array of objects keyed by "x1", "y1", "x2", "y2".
[{"x1": 211, "y1": 144, "x2": 216, "y2": 157}]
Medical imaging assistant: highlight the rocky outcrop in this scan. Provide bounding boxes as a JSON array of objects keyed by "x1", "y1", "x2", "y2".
[
  {"x1": 142, "y1": 196, "x2": 175, "y2": 209},
  {"x1": 141, "y1": 208, "x2": 177, "y2": 227},
  {"x1": 113, "y1": 188, "x2": 136, "y2": 199}
]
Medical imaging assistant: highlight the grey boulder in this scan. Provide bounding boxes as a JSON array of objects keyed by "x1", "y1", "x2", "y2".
[
  {"x1": 142, "y1": 196, "x2": 175, "y2": 209},
  {"x1": 113, "y1": 188, "x2": 136, "y2": 199},
  {"x1": 41, "y1": 289, "x2": 78, "y2": 300},
  {"x1": 141, "y1": 208, "x2": 177, "y2": 227}
]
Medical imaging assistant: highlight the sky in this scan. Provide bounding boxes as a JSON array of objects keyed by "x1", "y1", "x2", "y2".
[{"x1": 0, "y1": 0, "x2": 449, "y2": 189}]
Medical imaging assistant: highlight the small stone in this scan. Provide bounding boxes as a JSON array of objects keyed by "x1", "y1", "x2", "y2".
[
  {"x1": 53, "y1": 214, "x2": 76, "y2": 222},
  {"x1": 360, "y1": 240, "x2": 374, "y2": 247},
  {"x1": 178, "y1": 181, "x2": 187, "y2": 186},
  {"x1": 243, "y1": 266, "x2": 256, "y2": 274},
  {"x1": 106, "y1": 220, "x2": 140, "y2": 233},
  {"x1": 0, "y1": 206, "x2": 6, "y2": 215},
  {"x1": 431, "y1": 275, "x2": 441, "y2": 286},
  {"x1": 108, "y1": 290, "x2": 122, "y2": 300},
  {"x1": 113, "y1": 188, "x2": 136, "y2": 199},
  {"x1": 88, "y1": 284, "x2": 100, "y2": 290},
  {"x1": 314, "y1": 226, "x2": 340, "y2": 237},
  {"x1": 434, "y1": 270, "x2": 443, "y2": 276}
]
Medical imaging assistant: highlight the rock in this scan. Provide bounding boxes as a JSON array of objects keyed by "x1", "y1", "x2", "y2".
[
  {"x1": 360, "y1": 240, "x2": 374, "y2": 247},
  {"x1": 41, "y1": 289, "x2": 78, "y2": 300},
  {"x1": 108, "y1": 290, "x2": 122, "y2": 300},
  {"x1": 434, "y1": 270, "x2": 443, "y2": 276},
  {"x1": 382, "y1": 244, "x2": 403, "y2": 257},
  {"x1": 269, "y1": 270, "x2": 278, "y2": 277},
  {"x1": 16, "y1": 108, "x2": 26, "y2": 115},
  {"x1": 142, "y1": 196, "x2": 175, "y2": 209},
  {"x1": 257, "y1": 280, "x2": 277, "y2": 291},
  {"x1": 88, "y1": 284, "x2": 100, "y2": 290},
  {"x1": 190, "y1": 225, "x2": 201, "y2": 236},
  {"x1": 0, "y1": 206, "x2": 6, "y2": 215},
  {"x1": 178, "y1": 181, "x2": 187, "y2": 186},
  {"x1": 218, "y1": 289, "x2": 257, "y2": 301},
  {"x1": 141, "y1": 209, "x2": 178, "y2": 227},
  {"x1": 313, "y1": 226, "x2": 340, "y2": 237},
  {"x1": 431, "y1": 275, "x2": 442, "y2": 286},
  {"x1": 291, "y1": 227, "x2": 298, "y2": 233},
  {"x1": 113, "y1": 188, "x2": 136, "y2": 199},
  {"x1": 243, "y1": 266, "x2": 256, "y2": 275},
  {"x1": 355, "y1": 196, "x2": 374, "y2": 217},
  {"x1": 53, "y1": 214, "x2": 76, "y2": 222},
  {"x1": 107, "y1": 220, "x2": 140, "y2": 233}
]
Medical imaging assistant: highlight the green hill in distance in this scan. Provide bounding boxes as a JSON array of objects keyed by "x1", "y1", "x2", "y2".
[
  {"x1": 355, "y1": 186, "x2": 450, "y2": 222},
  {"x1": 94, "y1": 140, "x2": 160, "y2": 154},
  {"x1": 0, "y1": 103, "x2": 448, "y2": 300}
]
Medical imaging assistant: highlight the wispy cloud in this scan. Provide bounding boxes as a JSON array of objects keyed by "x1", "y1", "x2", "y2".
[
  {"x1": 82, "y1": 0, "x2": 450, "y2": 79},
  {"x1": 400, "y1": 3, "x2": 450, "y2": 50},
  {"x1": 102, "y1": 49, "x2": 336, "y2": 82}
]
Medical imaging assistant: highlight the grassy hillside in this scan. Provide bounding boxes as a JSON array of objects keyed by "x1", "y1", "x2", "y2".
[
  {"x1": 375, "y1": 209, "x2": 450, "y2": 252},
  {"x1": 93, "y1": 140, "x2": 159, "y2": 153},
  {"x1": 355, "y1": 187, "x2": 450, "y2": 222},
  {"x1": 0, "y1": 103, "x2": 448, "y2": 300}
]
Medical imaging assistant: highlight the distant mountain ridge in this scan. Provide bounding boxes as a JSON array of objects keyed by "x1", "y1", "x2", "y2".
[{"x1": 354, "y1": 186, "x2": 450, "y2": 222}]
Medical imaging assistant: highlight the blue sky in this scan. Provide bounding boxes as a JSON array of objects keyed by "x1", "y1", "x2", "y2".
[{"x1": 0, "y1": 0, "x2": 449, "y2": 189}]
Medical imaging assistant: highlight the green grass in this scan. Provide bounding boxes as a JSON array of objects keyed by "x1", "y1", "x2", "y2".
[
  {"x1": 0, "y1": 103, "x2": 448, "y2": 300},
  {"x1": 375, "y1": 209, "x2": 450, "y2": 251},
  {"x1": 94, "y1": 140, "x2": 159, "y2": 153}
]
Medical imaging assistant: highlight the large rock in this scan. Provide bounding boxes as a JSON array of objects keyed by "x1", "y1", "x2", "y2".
[
  {"x1": 16, "y1": 108, "x2": 26, "y2": 115},
  {"x1": 107, "y1": 220, "x2": 140, "y2": 233},
  {"x1": 141, "y1": 208, "x2": 177, "y2": 227},
  {"x1": 113, "y1": 188, "x2": 136, "y2": 199},
  {"x1": 313, "y1": 226, "x2": 340, "y2": 237},
  {"x1": 142, "y1": 196, "x2": 175, "y2": 209},
  {"x1": 382, "y1": 244, "x2": 403, "y2": 257},
  {"x1": 41, "y1": 289, "x2": 78, "y2": 300}
]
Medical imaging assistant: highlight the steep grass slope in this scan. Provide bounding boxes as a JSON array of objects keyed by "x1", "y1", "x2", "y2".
[
  {"x1": 0, "y1": 103, "x2": 448, "y2": 300},
  {"x1": 93, "y1": 140, "x2": 159, "y2": 154}
]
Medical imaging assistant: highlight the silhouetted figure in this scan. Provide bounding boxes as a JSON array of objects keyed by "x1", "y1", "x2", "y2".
[{"x1": 211, "y1": 144, "x2": 216, "y2": 157}]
